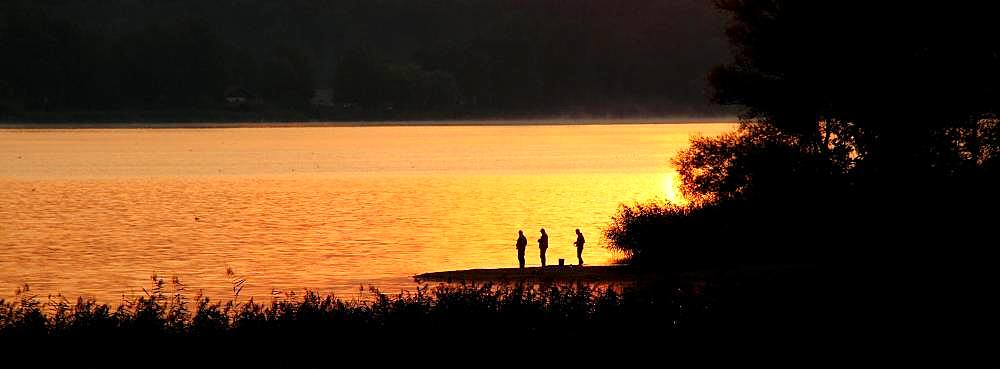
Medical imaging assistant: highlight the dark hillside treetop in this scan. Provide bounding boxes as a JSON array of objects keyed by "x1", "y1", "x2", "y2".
[{"x1": 1, "y1": 0, "x2": 732, "y2": 120}]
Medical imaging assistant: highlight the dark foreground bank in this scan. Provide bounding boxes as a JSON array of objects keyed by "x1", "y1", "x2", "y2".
[
  {"x1": 1, "y1": 265, "x2": 835, "y2": 340},
  {"x1": 1, "y1": 265, "x2": 964, "y2": 365},
  {"x1": 0, "y1": 265, "x2": 829, "y2": 334}
]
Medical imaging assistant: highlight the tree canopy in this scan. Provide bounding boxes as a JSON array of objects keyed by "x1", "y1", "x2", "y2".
[{"x1": 606, "y1": 1, "x2": 1000, "y2": 268}]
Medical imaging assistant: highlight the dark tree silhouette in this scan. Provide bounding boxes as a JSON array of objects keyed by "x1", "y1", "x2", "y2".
[
  {"x1": 709, "y1": 0, "x2": 1000, "y2": 179},
  {"x1": 603, "y1": 4, "x2": 1000, "y2": 339},
  {"x1": 608, "y1": 1, "x2": 1000, "y2": 270}
]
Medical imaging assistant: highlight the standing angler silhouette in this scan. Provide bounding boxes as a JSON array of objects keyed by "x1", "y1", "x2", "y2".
[
  {"x1": 574, "y1": 229, "x2": 585, "y2": 266},
  {"x1": 515, "y1": 230, "x2": 528, "y2": 269},
  {"x1": 538, "y1": 228, "x2": 549, "y2": 266}
]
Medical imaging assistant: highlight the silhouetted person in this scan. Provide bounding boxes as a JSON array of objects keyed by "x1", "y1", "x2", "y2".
[
  {"x1": 515, "y1": 230, "x2": 528, "y2": 269},
  {"x1": 574, "y1": 229, "x2": 585, "y2": 266},
  {"x1": 538, "y1": 228, "x2": 548, "y2": 266}
]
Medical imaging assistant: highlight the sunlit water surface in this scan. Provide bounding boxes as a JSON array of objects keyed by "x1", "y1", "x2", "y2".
[{"x1": 0, "y1": 123, "x2": 733, "y2": 302}]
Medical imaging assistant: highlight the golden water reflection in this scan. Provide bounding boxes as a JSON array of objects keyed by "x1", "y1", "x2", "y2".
[{"x1": 0, "y1": 123, "x2": 734, "y2": 302}]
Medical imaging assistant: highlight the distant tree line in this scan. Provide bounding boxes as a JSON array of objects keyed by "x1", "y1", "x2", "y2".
[{"x1": 0, "y1": 0, "x2": 731, "y2": 118}]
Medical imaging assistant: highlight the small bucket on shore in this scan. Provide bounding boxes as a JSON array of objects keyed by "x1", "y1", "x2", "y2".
[{"x1": 558, "y1": 258, "x2": 565, "y2": 266}]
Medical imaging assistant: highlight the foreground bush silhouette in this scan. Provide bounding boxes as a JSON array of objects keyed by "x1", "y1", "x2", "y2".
[{"x1": 0, "y1": 276, "x2": 728, "y2": 340}]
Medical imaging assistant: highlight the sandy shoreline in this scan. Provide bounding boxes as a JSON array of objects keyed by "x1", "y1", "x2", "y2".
[
  {"x1": 413, "y1": 265, "x2": 648, "y2": 284},
  {"x1": 414, "y1": 264, "x2": 819, "y2": 286}
]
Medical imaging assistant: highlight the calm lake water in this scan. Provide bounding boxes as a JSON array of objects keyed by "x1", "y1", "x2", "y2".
[{"x1": 0, "y1": 122, "x2": 733, "y2": 302}]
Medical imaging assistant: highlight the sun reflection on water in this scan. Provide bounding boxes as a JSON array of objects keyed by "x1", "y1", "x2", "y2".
[{"x1": 0, "y1": 123, "x2": 735, "y2": 302}]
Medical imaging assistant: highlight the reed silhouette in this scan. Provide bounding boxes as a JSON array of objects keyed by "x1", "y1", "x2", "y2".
[{"x1": 0, "y1": 275, "x2": 714, "y2": 339}]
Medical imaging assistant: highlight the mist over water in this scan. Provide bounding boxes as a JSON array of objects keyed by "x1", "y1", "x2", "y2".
[{"x1": 0, "y1": 122, "x2": 733, "y2": 302}]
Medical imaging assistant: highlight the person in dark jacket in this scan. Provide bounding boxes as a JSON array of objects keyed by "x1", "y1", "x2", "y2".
[
  {"x1": 574, "y1": 229, "x2": 585, "y2": 266},
  {"x1": 538, "y1": 228, "x2": 549, "y2": 266},
  {"x1": 515, "y1": 230, "x2": 528, "y2": 269}
]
